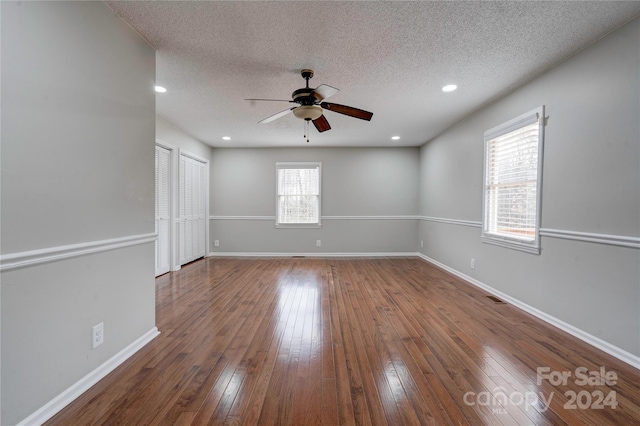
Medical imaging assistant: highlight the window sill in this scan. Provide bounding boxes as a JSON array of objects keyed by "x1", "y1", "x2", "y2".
[
  {"x1": 481, "y1": 235, "x2": 540, "y2": 254},
  {"x1": 276, "y1": 223, "x2": 322, "y2": 229}
]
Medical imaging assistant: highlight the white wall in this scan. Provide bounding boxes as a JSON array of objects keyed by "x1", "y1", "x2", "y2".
[
  {"x1": 418, "y1": 18, "x2": 639, "y2": 359},
  {"x1": 210, "y1": 147, "x2": 419, "y2": 254},
  {"x1": 1, "y1": 2, "x2": 157, "y2": 424}
]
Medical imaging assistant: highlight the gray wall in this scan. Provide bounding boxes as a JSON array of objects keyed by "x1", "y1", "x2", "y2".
[
  {"x1": 418, "y1": 18, "x2": 640, "y2": 357},
  {"x1": 1, "y1": 2, "x2": 156, "y2": 424},
  {"x1": 210, "y1": 147, "x2": 419, "y2": 253}
]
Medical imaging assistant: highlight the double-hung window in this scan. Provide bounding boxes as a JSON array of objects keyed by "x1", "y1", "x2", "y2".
[
  {"x1": 276, "y1": 162, "x2": 321, "y2": 228},
  {"x1": 482, "y1": 106, "x2": 544, "y2": 254}
]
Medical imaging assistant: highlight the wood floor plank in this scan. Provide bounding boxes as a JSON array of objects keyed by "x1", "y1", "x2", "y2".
[
  {"x1": 331, "y1": 263, "x2": 374, "y2": 426},
  {"x1": 320, "y1": 267, "x2": 339, "y2": 425},
  {"x1": 236, "y1": 271, "x2": 302, "y2": 424},
  {"x1": 45, "y1": 257, "x2": 640, "y2": 425},
  {"x1": 346, "y1": 264, "x2": 406, "y2": 425},
  {"x1": 363, "y1": 260, "x2": 460, "y2": 424},
  {"x1": 327, "y1": 265, "x2": 357, "y2": 426},
  {"x1": 347, "y1": 261, "x2": 438, "y2": 425}
]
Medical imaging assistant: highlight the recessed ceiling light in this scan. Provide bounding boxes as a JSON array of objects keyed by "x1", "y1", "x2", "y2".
[
  {"x1": 391, "y1": 136, "x2": 400, "y2": 140},
  {"x1": 442, "y1": 84, "x2": 457, "y2": 92},
  {"x1": 222, "y1": 136, "x2": 231, "y2": 141},
  {"x1": 154, "y1": 85, "x2": 167, "y2": 93}
]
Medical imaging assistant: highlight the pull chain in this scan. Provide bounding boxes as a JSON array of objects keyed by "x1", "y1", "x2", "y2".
[{"x1": 304, "y1": 120, "x2": 310, "y2": 143}]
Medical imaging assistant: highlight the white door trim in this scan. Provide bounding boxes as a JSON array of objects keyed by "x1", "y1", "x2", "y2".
[{"x1": 155, "y1": 140, "x2": 178, "y2": 272}]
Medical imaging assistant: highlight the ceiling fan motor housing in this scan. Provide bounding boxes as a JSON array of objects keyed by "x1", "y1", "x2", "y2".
[{"x1": 292, "y1": 88, "x2": 316, "y2": 105}]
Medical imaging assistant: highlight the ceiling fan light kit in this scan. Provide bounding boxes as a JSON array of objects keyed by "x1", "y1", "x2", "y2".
[
  {"x1": 245, "y1": 69, "x2": 373, "y2": 143},
  {"x1": 292, "y1": 105, "x2": 323, "y2": 121}
]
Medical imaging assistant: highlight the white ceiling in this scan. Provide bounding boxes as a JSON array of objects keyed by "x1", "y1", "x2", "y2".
[{"x1": 106, "y1": 1, "x2": 640, "y2": 148}]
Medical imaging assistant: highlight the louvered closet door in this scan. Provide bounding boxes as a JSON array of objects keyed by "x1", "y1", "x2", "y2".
[
  {"x1": 155, "y1": 146, "x2": 171, "y2": 276},
  {"x1": 179, "y1": 154, "x2": 207, "y2": 265}
]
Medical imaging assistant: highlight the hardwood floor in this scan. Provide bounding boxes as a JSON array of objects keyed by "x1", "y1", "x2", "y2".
[{"x1": 47, "y1": 257, "x2": 640, "y2": 425}]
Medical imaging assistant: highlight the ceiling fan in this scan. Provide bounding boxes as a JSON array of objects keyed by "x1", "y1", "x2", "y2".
[{"x1": 245, "y1": 69, "x2": 373, "y2": 141}]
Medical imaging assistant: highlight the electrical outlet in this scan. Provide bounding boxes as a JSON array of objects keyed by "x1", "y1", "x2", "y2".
[
  {"x1": 214, "y1": 240, "x2": 219, "y2": 247},
  {"x1": 316, "y1": 240, "x2": 321, "y2": 247},
  {"x1": 470, "y1": 258, "x2": 475, "y2": 269},
  {"x1": 420, "y1": 240, "x2": 424, "y2": 248},
  {"x1": 92, "y1": 322, "x2": 104, "y2": 349}
]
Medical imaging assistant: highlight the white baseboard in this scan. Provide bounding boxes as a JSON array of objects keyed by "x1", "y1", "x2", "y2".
[
  {"x1": 207, "y1": 251, "x2": 418, "y2": 258},
  {"x1": 416, "y1": 253, "x2": 640, "y2": 370},
  {"x1": 18, "y1": 327, "x2": 160, "y2": 426}
]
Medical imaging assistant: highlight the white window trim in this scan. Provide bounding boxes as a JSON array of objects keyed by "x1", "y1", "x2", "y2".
[
  {"x1": 481, "y1": 106, "x2": 545, "y2": 254},
  {"x1": 275, "y1": 162, "x2": 322, "y2": 228}
]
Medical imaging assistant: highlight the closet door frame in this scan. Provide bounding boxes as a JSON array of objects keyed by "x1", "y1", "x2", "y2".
[
  {"x1": 155, "y1": 139, "x2": 179, "y2": 272},
  {"x1": 178, "y1": 148, "x2": 209, "y2": 266},
  {"x1": 155, "y1": 144, "x2": 171, "y2": 276}
]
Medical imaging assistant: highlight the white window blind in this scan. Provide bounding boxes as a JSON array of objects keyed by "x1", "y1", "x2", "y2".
[
  {"x1": 276, "y1": 162, "x2": 321, "y2": 227},
  {"x1": 482, "y1": 106, "x2": 544, "y2": 254}
]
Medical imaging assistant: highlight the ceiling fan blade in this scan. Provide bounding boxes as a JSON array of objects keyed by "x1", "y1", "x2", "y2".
[
  {"x1": 312, "y1": 114, "x2": 331, "y2": 133},
  {"x1": 320, "y1": 102, "x2": 373, "y2": 121},
  {"x1": 258, "y1": 107, "x2": 295, "y2": 124},
  {"x1": 245, "y1": 98, "x2": 293, "y2": 102},
  {"x1": 310, "y1": 84, "x2": 339, "y2": 101}
]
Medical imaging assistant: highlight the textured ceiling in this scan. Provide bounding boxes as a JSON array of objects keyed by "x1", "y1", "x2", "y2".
[{"x1": 106, "y1": 1, "x2": 640, "y2": 148}]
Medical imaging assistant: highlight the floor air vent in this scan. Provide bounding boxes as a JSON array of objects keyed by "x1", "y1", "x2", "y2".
[
  {"x1": 292, "y1": 256, "x2": 306, "y2": 258},
  {"x1": 486, "y1": 295, "x2": 506, "y2": 304}
]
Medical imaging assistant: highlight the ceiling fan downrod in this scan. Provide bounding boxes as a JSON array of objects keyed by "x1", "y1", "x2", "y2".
[{"x1": 301, "y1": 69, "x2": 314, "y2": 89}]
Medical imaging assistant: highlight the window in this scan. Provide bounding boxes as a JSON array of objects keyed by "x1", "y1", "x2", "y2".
[
  {"x1": 482, "y1": 106, "x2": 544, "y2": 254},
  {"x1": 276, "y1": 162, "x2": 321, "y2": 227}
]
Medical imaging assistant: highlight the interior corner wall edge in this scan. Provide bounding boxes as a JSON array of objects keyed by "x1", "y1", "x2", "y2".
[
  {"x1": 156, "y1": 116, "x2": 212, "y2": 160},
  {"x1": 1, "y1": 2, "x2": 156, "y2": 424},
  {"x1": 418, "y1": 17, "x2": 640, "y2": 358}
]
